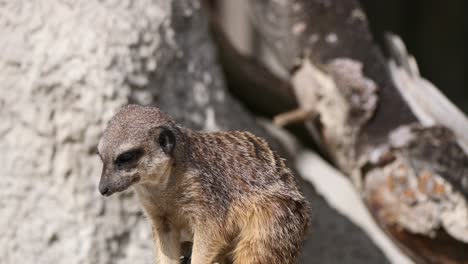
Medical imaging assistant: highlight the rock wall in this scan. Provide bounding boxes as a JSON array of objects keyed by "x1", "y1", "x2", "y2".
[{"x1": 1, "y1": 1, "x2": 171, "y2": 263}]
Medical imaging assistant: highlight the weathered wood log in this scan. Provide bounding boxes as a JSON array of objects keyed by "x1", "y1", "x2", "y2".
[
  {"x1": 210, "y1": 21, "x2": 297, "y2": 118},
  {"x1": 208, "y1": 20, "x2": 327, "y2": 153},
  {"x1": 213, "y1": 0, "x2": 468, "y2": 262}
]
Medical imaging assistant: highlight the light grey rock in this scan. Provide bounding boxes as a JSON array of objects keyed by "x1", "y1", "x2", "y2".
[{"x1": 0, "y1": 1, "x2": 170, "y2": 263}]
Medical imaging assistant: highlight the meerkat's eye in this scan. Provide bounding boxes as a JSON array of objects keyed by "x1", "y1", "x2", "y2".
[{"x1": 115, "y1": 148, "x2": 143, "y2": 167}]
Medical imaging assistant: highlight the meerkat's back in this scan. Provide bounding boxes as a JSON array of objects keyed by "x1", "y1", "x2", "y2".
[
  {"x1": 181, "y1": 130, "x2": 309, "y2": 263},
  {"x1": 186, "y1": 131, "x2": 300, "y2": 194}
]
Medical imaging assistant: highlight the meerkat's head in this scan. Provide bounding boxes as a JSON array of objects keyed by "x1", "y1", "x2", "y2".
[{"x1": 97, "y1": 105, "x2": 177, "y2": 196}]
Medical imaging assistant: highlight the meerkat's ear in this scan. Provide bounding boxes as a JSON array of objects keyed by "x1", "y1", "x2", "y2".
[{"x1": 156, "y1": 126, "x2": 176, "y2": 155}]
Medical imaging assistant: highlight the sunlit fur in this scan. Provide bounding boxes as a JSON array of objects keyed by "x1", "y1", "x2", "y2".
[{"x1": 98, "y1": 105, "x2": 310, "y2": 264}]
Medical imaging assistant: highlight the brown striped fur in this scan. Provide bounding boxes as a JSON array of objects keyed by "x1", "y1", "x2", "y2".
[{"x1": 97, "y1": 105, "x2": 310, "y2": 264}]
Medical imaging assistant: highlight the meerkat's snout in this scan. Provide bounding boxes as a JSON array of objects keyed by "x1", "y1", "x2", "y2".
[
  {"x1": 98, "y1": 170, "x2": 141, "y2": 196},
  {"x1": 98, "y1": 148, "x2": 143, "y2": 196},
  {"x1": 99, "y1": 182, "x2": 111, "y2": 196}
]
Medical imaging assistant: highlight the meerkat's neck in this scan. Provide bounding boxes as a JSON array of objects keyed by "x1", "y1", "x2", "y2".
[
  {"x1": 133, "y1": 127, "x2": 201, "y2": 218},
  {"x1": 133, "y1": 162, "x2": 185, "y2": 218}
]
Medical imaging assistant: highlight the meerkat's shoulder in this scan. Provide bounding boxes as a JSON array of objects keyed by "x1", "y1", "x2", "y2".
[
  {"x1": 198, "y1": 130, "x2": 270, "y2": 147},
  {"x1": 193, "y1": 130, "x2": 289, "y2": 172},
  {"x1": 198, "y1": 131, "x2": 275, "y2": 157}
]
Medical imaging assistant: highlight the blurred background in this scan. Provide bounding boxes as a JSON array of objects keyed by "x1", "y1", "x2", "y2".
[
  {"x1": 361, "y1": 0, "x2": 468, "y2": 114},
  {"x1": 220, "y1": 0, "x2": 468, "y2": 114},
  {"x1": 1, "y1": 0, "x2": 467, "y2": 263}
]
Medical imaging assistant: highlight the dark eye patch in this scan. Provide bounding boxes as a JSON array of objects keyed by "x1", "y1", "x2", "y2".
[{"x1": 115, "y1": 148, "x2": 143, "y2": 168}]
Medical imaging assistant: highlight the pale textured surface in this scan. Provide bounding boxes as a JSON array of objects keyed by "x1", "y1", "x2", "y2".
[{"x1": 0, "y1": 1, "x2": 171, "y2": 263}]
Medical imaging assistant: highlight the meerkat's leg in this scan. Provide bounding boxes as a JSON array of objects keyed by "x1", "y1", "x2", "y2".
[
  {"x1": 190, "y1": 228, "x2": 227, "y2": 264},
  {"x1": 152, "y1": 220, "x2": 181, "y2": 264},
  {"x1": 231, "y1": 201, "x2": 306, "y2": 264},
  {"x1": 232, "y1": 228, "x2": 297, "y2": 264},
  {"x1": 231, "y1": 229, "x2": 274, "y2": 264}
]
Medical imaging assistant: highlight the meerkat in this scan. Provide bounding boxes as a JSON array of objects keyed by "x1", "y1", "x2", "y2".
[{"x1": 97, "y1": 104, "x2": 310, "y2": 264}]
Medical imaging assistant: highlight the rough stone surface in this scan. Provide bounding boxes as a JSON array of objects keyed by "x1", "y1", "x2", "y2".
[{"x1": 0, "y1": 1, "x2": 171, "y2": 263}]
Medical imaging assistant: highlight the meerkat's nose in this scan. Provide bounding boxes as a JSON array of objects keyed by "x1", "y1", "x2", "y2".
[{"x1": 99, "y1": 185, "x2": 111, "y2": 196}]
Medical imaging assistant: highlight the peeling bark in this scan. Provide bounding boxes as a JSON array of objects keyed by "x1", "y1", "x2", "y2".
[{"x1": 364, "y1": 126, "x2": 468, "y2": 240}]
